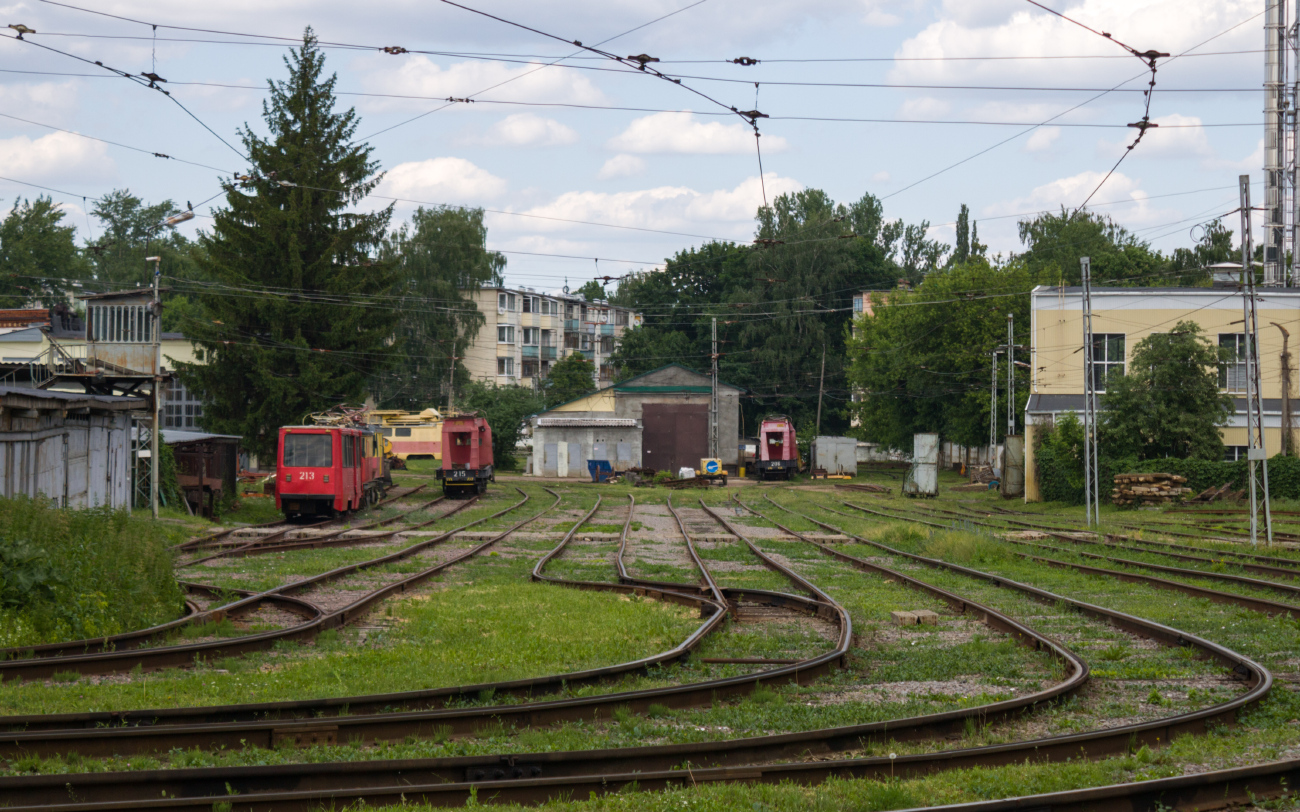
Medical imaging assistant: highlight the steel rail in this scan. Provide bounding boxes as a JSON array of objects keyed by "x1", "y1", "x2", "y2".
[
  {"x1": 7, "y1": 491, "x2": 1271, "y2": 811},
  {"x1": 0, "y1": 493, "x2": 1086, "y2": 805},
  {"x1": 175, "y1": 485, "x2": 429, "y2": 554},
  {"x1": 904, "y1": 501, "x2": 1300, "y2": 584},
  {"x1": 841, "y1": 500, "x2": 1300, "y2": 618},
  {"x1": 0, "y1": 493, "x2": 517, "y2": 680},
  {"x1": 949, "y1": 503, "x2": 1300, "y2": 572},
  {"x1": 0, "y1": 488, "x2": 569, "y2": 743},
  {"x1": 177, "y1": 494, "x2": 459, "y2": 566}
]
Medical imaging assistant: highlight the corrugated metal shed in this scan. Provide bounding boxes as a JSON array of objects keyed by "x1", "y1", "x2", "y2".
[{"x1": 0, "y1": 386, "x2": 140, "y2": 508}]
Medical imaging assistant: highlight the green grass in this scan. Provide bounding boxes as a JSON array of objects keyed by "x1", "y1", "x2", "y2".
[{"x1": 0, "y1": 498, "x2": 186, "y2": 648}]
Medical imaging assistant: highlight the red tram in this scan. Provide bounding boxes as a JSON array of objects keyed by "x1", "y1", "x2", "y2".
[
  {"x1": 276, "y1": 426, "x2": 388, "y2": 519},
  {"x1": 435, "y1": 414, "x2": 494, "y2": 496},
  {"x1": 758, "y1": 415, "x2": 799, "y2": 480}
]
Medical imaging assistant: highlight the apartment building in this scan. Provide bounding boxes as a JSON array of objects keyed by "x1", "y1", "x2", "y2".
[
  {"x1": 1026, "y1": 284, "x2": 1300, "y2": 501},
  {"x1": 464, "y1": 287, "x2": 642, "y2": 389}
]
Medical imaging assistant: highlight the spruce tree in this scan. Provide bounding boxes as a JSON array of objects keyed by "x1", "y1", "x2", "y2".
[{"x1": 177, "y1": 29, "x2": 396, "y2": 458}]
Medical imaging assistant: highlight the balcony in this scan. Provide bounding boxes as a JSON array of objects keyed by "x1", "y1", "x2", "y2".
[
  {"x1": 541, "y1": 346, "x2": 558, "y2": 360},
  {"x1": 564, "y1": 319, "x2": 579, "y2": 331},
  {"x1": 522, "y1": 345, "x2": 539, "y2": 358},
  {"x1": 600, "y1": 324, "x2": 614, "y2": 336}
]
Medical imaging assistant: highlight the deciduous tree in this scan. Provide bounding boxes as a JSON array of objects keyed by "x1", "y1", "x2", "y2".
[{"x1": 1098, "y1": 321, "x2": 1232, "y2": 460}]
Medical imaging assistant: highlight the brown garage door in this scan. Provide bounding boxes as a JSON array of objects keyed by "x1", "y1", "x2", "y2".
[{"x1": 642, "y1": 404, "x2": 709, "y2": 473}]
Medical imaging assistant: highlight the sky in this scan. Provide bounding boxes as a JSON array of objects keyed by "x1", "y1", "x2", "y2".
[{"x1": 0, "y1": 0, "x2": 1269, "y2": 294}]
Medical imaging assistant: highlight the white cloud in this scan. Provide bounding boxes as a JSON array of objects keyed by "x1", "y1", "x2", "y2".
[
  {"x1": 607, "y1": 112, "x2": 788, "y2": 155},
  {"x1": 890, "y1": 0, "x2": 1255, "y2": 108},
  {"x1": 0, "y1": 82, "x2": 80, "y2": 122},
  {"x1": 872, "y1": 170, "x2": 891, "y2": 184},
  {"x1": 896, "y1": 97, "x2": 951, "y2": 120},
  {"x1": 354, "y1": 56, "x2": 605, "y2": 113},
  {"x1": 1024, "y1": 126, "x2": 1061, "y2": 152},
  {"x1": 1098, "y1": 113, "x2": 1212, "y2": 160},
  {"x1": 376, "y1": 157, "x2": 507, "y2": 203},
  {"x1": 513, "y1": 173, "x2": 802, "y2": 236},
  {"x1": 480, "y1": 114, "x2": 578, "y2": 147},
  {"x1": 0, "y1": 132, "x2": 113, "y2": 183},
  {"x1": 597, "y1": 154, "x2": 646, "y2": 180}
]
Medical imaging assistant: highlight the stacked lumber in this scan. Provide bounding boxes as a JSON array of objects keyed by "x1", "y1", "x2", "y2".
[
  {"x1": 968, "y1": 465, "x2": 997, "y2": 484},
  {"x1": 1188, "y1": 482, "x2": 1245, "y2": 503},
  {"x1": 834, "y1": 483, "x2": 891, "y2": 494},
  {"x1": 1111, "y1": 473, "x2": 1193, "y2": 507}
]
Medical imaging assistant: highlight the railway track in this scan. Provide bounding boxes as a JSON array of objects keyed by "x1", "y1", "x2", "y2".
[
  {"x1": 0, "y1": 487, "x2": 1293, "y2": 811},
  {"x1": 0, "y1": 491, "x2": 517, "y2": 679}
]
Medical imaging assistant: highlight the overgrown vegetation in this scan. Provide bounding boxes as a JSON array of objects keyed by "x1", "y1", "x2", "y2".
[{"x1": 0, "y1": 498, "x2": 184, "y2": 648}]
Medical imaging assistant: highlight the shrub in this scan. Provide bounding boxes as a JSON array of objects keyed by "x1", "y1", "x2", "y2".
[{"x1": 0, "y1": 497, "x2": 184, "y2": 648}]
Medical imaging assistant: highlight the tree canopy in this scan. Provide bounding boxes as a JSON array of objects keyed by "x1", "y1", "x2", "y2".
[
  {"x1": 544, "y1": 352, "x2": 597, "y2": 407},
  {"x1": 1098, "y1": 321, "x2": 1233, "y2": 461},
  {"x1": 0, "y1": 197, "x2": 87, "y2": 305},
  {"x1": 86, "y1": 190, "x2": 197, "y2": 289},
  {"x1": 371, "y1": 206, "x2": 503, "y2": 410},
  {"x1": 176, "y1": 29, "x2": 397, "y2": 457}
]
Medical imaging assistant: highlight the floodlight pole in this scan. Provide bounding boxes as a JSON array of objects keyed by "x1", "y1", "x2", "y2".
[
  {"x1": 710, "y1": 317, "x2": 719, "y2": 459},
  {"x1": 1239, "y1": 174, "x2": 1275, "y2": 545}
]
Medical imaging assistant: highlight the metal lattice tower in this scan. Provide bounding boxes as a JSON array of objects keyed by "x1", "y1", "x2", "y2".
[
  {"x1": 1080, "y1": 257, "x2": 1102, "y2": 526},
  {"x1": 1265, "y1": 0, "x2": 1297, "y2": 285},
  {"x1": 1240, "y1": 175, "x2": 1275, "y2": 545}
]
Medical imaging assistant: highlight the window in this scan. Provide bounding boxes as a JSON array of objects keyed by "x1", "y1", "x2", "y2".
[
  {"x1": 541, "y1": 329, "x2": 554, "y2": 347},
  {"x1": 1219, "y1": 334, "x2": 1248, "y2": 392},
  {"x1": 853, "y1": 296, "x2": 864, "y2": 313},
  {"x1": 163, "y1": 380, "x2": 204, "y2": 429},
  {"x1": 1224, "y1": 446, "x2": 1249, "y2": 461},
  {"x1": 522, "y1": 296, "x2": 535, "y2": 313},
  {"x1": 395, "y1": 427, "x2": 412, "y2": 437},
  {"x1": 497, "y1": 356, "x2": 515, "y2": 376},
  {"x1": 580, "y1": 333, "x2": 592, "y2": 351},
  {"x1": 87, "y1": 303, "x2": 153, "y2": 343},
  {"x1": 497, "y1": 325, "x2": 515, "y2": 344},
  {"x1": 497, "y1": 292, "x2": 516, "y2": 311},
  {"x1": 283, "y1": 433, "x2": 332, "y2": 468},
  {"x1": 565, "y1": 332, "x2": 580, "y2": 349},
  {"x1": 580, "y1": 305, "x2": 589, "y2": 322},
  {"x1": 600, "y1": 335, "x2": 614, "y2": 353},
  {"x1": 378, "y1": 427, "x2": 393, "y2": 437},
  {"x1": 615, "y1": 310, "x2": 628, "y2": 326},
  {"x1": 566, "y1": 303, "x2": 576, "y2": 319},
  {"x1": 542, "y1": 299, "x2": 557, "y2": 316},
  {"x1": 522, "y1": 327, "x2": 540, "y2": 345},
  {"x1": 1089, "y1": 333, "x2": 1125, "y2": 391},
  {"x1": 522, "y1": 359, "x2": 539, "y2": 378},
  {"x1": 343, "y1": 434, "x2": 355, "y2": 468},
  {"x1": 599, "y1": 364, "x2": 613, "y2": 380},
  {"x1": 599, "y1": 309, "x2": 609, "y2": 324}
]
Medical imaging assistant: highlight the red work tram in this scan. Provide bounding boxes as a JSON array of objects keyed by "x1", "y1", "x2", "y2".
[
  {"x1": 757, "y1": 415, "x2": 799, "y2": 480},
  {"x1": 435, "y1": 414, "x2": 494, "y2": 496},
  {"x1": 276, "y1": 426, "x2": 388, "y2": 519}
]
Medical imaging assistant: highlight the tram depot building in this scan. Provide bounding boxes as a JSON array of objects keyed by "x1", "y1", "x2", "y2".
[
  {"x1": 526, "y1": 364, "x2": 743, "y2": 477},
  {"x1": 1024, "y1": 285, "x2": 1300, "y2": 502}
]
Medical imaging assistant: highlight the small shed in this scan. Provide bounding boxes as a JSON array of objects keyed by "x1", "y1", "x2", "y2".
[
  {"x1": 528, "y1": 364, "x2": 743, "y2": 477},
  {"x1": 0, "y1": 386, "x2": 140, "y2": 508},
  {"x1": 810, "y1": 436, "x2": 858, "y2": 476},
  {"x1": 164, "y1": 430, "x2": 240, "y2": 517}
]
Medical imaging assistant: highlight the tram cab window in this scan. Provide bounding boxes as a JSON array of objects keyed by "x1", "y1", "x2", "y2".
[
  {"x1": 396, "y1": 427, "x2": 412, "y2": 437},
  {"x1": 454, "y1": 434, "x2": 470, "y2": 446},
  {"x1": 283, "y1": 433, "x2": 332, "y2": 467}
]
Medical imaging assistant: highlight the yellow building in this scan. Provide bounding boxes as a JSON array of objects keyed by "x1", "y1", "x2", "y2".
[
  {"x1": 1026, "y1": 284, "x2": 1300, "y2": 501},
  {"x1": 463, "y1": 287, "x2": 641, "y2": 389}
]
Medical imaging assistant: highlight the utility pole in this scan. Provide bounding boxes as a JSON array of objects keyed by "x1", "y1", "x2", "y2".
[
  {"x1": 1240, "y1": 174, "x2": 1275, "y2": 544},
  {"x1": 989, "y1": 349, "x2": 999, "y2": 451},
  {"x1": 815, "y1": 344, "x2": 826, "y2": 435},
  {"x1": 1081, "y1": 257, "x2": 1102, "y2": 526},
  {"x1": 710, "y1": 317, "x2": 719, "y2": 459},
  {"x1": 1006, "y1": 314, "x2": 1015, "y2": 436},
  {"x1": 147, "y1": 256, "x2": 162, "y2": 519},
  {"x1": 446, "y1": 348, "x2": 457, "y2": 414}
]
